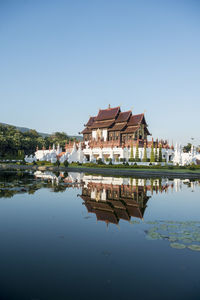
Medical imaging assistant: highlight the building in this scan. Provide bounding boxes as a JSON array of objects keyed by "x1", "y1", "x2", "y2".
[
  {"x1": 80, "y1": 105, "x2": 173, "y2": 163},
  {"x1": 82, "y1": 105, "x2": 151, "y2": 143}
]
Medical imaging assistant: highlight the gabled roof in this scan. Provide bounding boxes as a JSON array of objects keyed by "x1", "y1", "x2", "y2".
[
  {"x1": 95, "y1": 106, "x2": 120, "y2": 121},
  {"x1": 85, "y1": 116, "x2": 96, "y2": 127},
  {"x1": 96, "y1": 210, "x2": 118, "y2": 224},
  {"x1": 108, "y1": 122, "x2": 127, "y2": 131},
  {"x1": 81, "y1": 128, "x2": 92, "y2": 134},
  {"x1": 127, "y1": 113, "x2": 145, "y2": 126},
  {"x1": 116, "y1": 111, "x2": 131, "y2": 123},
  {"x1": 122, "y1": 125, "x2": 139, "y2": 134},
  {"x1": 90, "y1": 120, "x2": 115, "y2": 129}
]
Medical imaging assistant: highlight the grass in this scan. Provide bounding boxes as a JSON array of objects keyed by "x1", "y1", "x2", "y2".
[
  {"x1": 67, "y1": 162, "x2": 200, "y2": 173},
  {"x1": 1, "y1": 161, "x2": 200, "y2": 174}
]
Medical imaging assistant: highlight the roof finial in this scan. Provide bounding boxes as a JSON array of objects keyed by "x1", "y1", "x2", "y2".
[{"x1": 108, "y1": 104, "x2": 111, "y2": 109}]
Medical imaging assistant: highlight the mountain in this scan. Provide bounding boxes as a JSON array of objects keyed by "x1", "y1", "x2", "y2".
[{"x1": 0, "y1": 122, "x2": 83, "y2": 140}]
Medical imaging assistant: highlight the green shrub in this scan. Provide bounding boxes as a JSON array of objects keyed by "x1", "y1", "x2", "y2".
[
  {"x1": 97, "y1": 158, "x2": 104, "y2": 165},
  {"x1": 189, "y1": 163, "x2": 196, "y2": 171},
  {"x1": 168, "y1": 165, "x2": 174, "y2": 169},
  {"x1": 129, "y1": 158, "x2": 135, "y2": 162},
  {"x1": 150, "y1": 142, "x2": 155, "y2": 162},
  {"x1": 64, "y1": 160, "x2": 69, "y2": 167},
  {"x1": 54, "y1": 160, "x2": 60, "y2": 167}
]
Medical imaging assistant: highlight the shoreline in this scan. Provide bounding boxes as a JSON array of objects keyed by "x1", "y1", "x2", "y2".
[{"x1": 1, "y1": 163, "x2": 200, "y2": 179}]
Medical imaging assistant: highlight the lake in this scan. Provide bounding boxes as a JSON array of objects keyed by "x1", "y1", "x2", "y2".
[{"x1": 0, "y1": 170, "x2": 200, "y2": 300}]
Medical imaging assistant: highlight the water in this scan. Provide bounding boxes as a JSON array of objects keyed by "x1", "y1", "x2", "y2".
[{"x1": 0, "y1": 171, "x2": 200, "y2": 300}]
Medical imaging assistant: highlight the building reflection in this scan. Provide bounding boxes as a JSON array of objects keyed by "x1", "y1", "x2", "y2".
[
  {"x1": 0, "y1": 170, "x2": 200, "y2": 228},
  {"x1": 78, "y1": 175, "x2": 174, "y2": 225}
]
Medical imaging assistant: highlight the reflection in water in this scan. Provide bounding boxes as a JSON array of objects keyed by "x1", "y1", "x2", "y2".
[
  {"x1": 79, "y1": 176, "x2": 152, "y2": 224},
  {"x1": 1, "y1": 171, "x2": 200, "y2": 300},
  {"x1": 1, "y1": 171, "x2": 200, "y2": 251}
]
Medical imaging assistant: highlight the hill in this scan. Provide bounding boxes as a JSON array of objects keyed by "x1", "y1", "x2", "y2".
[{"x1": 0, "y1": 122, "x2": 83, "y2": 140}]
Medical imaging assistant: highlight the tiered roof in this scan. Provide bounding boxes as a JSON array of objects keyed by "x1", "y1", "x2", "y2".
[
  {"x1": 81, "y1": 106, "x2": 150, "y2": 135},
  {"x1": 80, "y1": 183, "x2": 150, "y2": 225}
]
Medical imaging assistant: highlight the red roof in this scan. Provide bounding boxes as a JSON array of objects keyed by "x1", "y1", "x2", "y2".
[
  {"x1": 96, "y1": 210, "x2": 118, "y2": 224},
  {"x1": 81, "y1": 128, "x2": 92, "y2": 134},
  {"x1": 86, "y1": 116, "x2": 96, "y2": 127},
  {"x1": 128, "y1": 114, "x2": 144, "y2": 126},
  {"x1": 122, "y1": 125, "x2": 139, "y2": 134},
  {"x1": 90, "y1": 120, "x2": 115, "y2": 129},
  {"x1": 116, "y1": 111, "x2": 131, "y2": 123},
  {"x1": 95, "y1": 107, "x2": 120, "y2": 121},
  {"x1": 108, "y1": 122, "x2": 127, "y2": 131}
]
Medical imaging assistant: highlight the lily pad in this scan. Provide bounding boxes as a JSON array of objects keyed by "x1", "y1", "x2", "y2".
[
  {"x1": 146, "y1": 221, "x2": 158, "y2": 225},
  {"x1": 170, "y1": 243, "x2": 186, "y2": 249},
  {"x1": 181, "y1": 238, "x2": 193, "y2": 244},
  {"x1": 168, "y1": 237, "x2": 177, "y2": 242},
  {"x1": 187, "y1": 245, "x2": 200, "y2": 251},
  {"x1": 148, "y1": 232, "x2": 161, "y2": 240}
]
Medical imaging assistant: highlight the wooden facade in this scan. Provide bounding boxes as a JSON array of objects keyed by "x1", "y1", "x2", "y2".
[{"x1": 81, "y1": 106, "x2": 151, "y2": 144}]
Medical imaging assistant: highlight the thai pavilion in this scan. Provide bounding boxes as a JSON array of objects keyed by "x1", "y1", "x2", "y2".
[
  {"x1": 81, "y1": 105, "x2": 150, "y2": 144},
  {"x1": 80, "y1": 105, "x2": 173, "y2": 163}
]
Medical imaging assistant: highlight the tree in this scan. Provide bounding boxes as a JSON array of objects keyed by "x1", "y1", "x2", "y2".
[
  {"x1": 155, "y1": 142, "x2": 158, "y2": 162},
  {"x1": 142, "y1": 142, "x2": 147, "y2": 162},
  {"x1": 158, "y1": 144, "x2": 162, "y2": 162},
  {"x1": 150, "y1": 142, "x2": 155, "y2": 162},
  {"x1": 135, "y1": 141, "x2": 139, "y2": 162},
  {"x1": 130, "y1": 142, "x2": 134, "y2": 160},
  {"x1": 64, "y1": 160, "x2": 69, "y2": 167},
  {"x1": 183, "y1": 143, "x2": 192, "y2": 153}
]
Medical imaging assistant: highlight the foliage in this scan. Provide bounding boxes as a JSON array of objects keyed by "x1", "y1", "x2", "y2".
[
  {"x1": 63, "y1": 160, "x2": 69, "y2": 167},
  {"x1": 54, "y1": 160, "x2": 60, "y2": 167},
  {"x1": 135, "y1": 142, "x2": 139, "y2": 162},
  {"x1": 130, "y1": 142, "x2": 134, "y2": 160},
  {"x1": 158, "y1": 144, "x2": 162, "y2": 162},
  {"x1": 129, "y1": 158, "x2": 135, "y2": 162},
  {"x1": 97, "y1": 158, "x2": 104, "y2": 165},
  {"x1": 154, "y1": 142, "x2": 158, "y2": 162},
  {"x1": 183, "y1": 143, "x2": 192, "y2": 153},
  {"x1": 0, "y1": 124, "x2": 76, "y2": 158},
  {"x1": 150, "y1": 143, "x2": 155, "y2": 162},
  {"x1": 142, "y1": 143, "x2": 147, "y2": 162}
]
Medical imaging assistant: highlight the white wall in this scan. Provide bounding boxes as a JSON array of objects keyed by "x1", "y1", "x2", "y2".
[
  {"x1": 92, "y1": 130, "x2": 97, "y2": 140},
  {"x1": 102, "y1": 129, "x2": 107, "y2": 141}
]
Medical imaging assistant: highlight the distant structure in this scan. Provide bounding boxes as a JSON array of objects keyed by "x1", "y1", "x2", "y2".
[
  {"x1": 25, "y1": 105, "x2": 199, "y2": 165},
  {"x1": 173, "y1": 144, "x2": 200, "y2": 166}
]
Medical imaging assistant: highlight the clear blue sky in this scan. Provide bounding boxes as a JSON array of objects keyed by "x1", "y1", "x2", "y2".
[{"x1": 0, "y1": 0, "x2": 200, "y2": 145}]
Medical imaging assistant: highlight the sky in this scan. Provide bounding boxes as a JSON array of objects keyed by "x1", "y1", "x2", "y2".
[{"x1": 0, "y1": 0, "x2": 200, "y2": 145}]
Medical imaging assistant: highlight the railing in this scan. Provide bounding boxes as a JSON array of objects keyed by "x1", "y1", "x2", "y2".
[
  {"x1": 88, "y1": 140, "x2": 121, "y2": 149},
  {"x1": 65, "y1": 139, "x2": 171, "y2": 150},
  {"x1": 88, "y1": 139, "x2": 149, "y2": 149}
]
